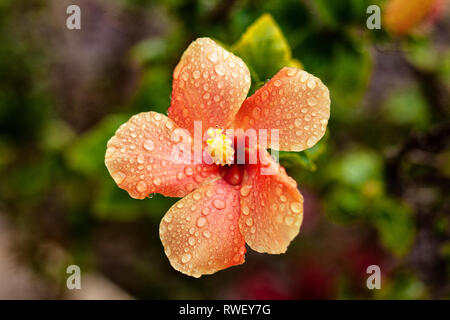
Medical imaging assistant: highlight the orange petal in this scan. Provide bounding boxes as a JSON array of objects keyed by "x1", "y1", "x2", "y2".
[
  {"x1": 160, "y1": 178, "x2": 246, "y2": 277},
  {"x1": 234, "y1": 67, "x2": 330, "y2": 152},
  {"x1": 384, "y1": 0, "x2": 435, "y2": 35},
  {"x1": 239, "y1": 152, "x2": 304, "y2": 254},
  {"x1": 105, "y1": 112, "x2": 219, "y2": 199},
  {"x1": 169, "y1": 38, "x2": 251, "y2": 134}
]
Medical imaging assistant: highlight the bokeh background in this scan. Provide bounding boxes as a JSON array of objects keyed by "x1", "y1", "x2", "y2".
[{"x1": 0, "y1": 0, "x2": 449, "y2": 299}]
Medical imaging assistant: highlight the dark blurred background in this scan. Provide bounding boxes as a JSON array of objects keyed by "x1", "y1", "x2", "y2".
[{"x1": 0, "y1": 0, "x2": 449, "y2": 299}]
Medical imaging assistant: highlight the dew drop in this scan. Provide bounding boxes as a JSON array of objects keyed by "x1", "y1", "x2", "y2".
[
  {"x1": 184, "y1": 167, "x2": 193, "y2": 176},
  {"x1": 307, "y1": 78, "x2": 316, "y2": 89},
  {"x1": 197, "y1": 217, "x2": 207, "y2": 228},
  {"x1": 307, "y1": 97, "x2": 317, "y2": 106},
  {"x1": 212, "y1": 199, "x2": 226, "y2": 210},
  {"x1": 214, "y1": 64, "x2": 226, "y2": 76},
  {"x1": 307, "y1": 137, "x2": 315, "y2": 147},
  {"x1": 240, "y1": 185, "x2": 251, "y2": 197},
  {"x1": 284, "y1": 216, "x2": 294, "y2": 226},
  {"x1": 153, "y1": 177, "x2": 161, "y2": 186},
  {"x1": 164, "y1": 214, "x2": 173, "y2": 223},
  {"x1": 143, "y1": 139, "x2": 154, "y2": 151},
  {"x1": 193, "y1": 192, "x2": 201, "y2": 200},
  {"x1": 207, "y1": 51, "x2": 218, "y2": 62},
  {"x1": 203, "y1": 230, "x2": 211, "y2": 238},
  {"x1": 181, "y1": 253, "x2": 192, "y2": 264},
  {"x1": 136, "y1": 181, "x2": 147, "y2": 193},
  {"x1": 286, "y1": 68, "x2": 297, "y2": 77},
  {"x1": 290, "y1": 202, "x2": 302, "y2": 213},
  {"x1": 111, "y1": 171, "x2": 126, "y2": 184},
  {"x1": 137, "y1": 153, "x2": 145, "y2": 164},
  {"x1": 165, "y1": 121, "x2": 174, "y2": 130}
]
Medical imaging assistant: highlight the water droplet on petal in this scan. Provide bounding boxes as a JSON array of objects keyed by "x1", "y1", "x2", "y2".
[
  {"x1": 197, "y1": 217, "x2": 207, "y2": 228},
  {"x1": 207, "y1": 51, "x2": 218, "y2": 62},
  {"x1": 307, "y1": 97, "x2": 317, "y2": 106},
  {"x1": 290, "y1": 202, "x2": 302, "y2": 213},
  {"x1": 286, "y1": 68, "x2": 297, "y2": 77},
  {"x1": 212, "y1": 199, "x2": 226, "y2": 210},
  {"x1": 284, "y1": 216, "x2": 294, "y2": 226},
  {"x1": 201, "y1": 207, "x2": 210, "y2": 216},
  {"x1": 214, "y1": 63, "x2": 226, "y2": 76},
  {"x1": 193, "y1": 192, "x2": 201, "y2": 200},
  {"x1": 203, "y1": 230, "x2": 211, "y2": 238},
  {"x1": 164, "y1": 214, "x2": 172, "y2": 223},
  {"x1": 111, "y1": 171, "x2": 126, "y2": 184},
  {"x1": 307, "y1": 137, "x2": 315, "y2": 147},
  {"x1": 184, "y1": 167, "x2": 193, "y2": 176},
  {"x1": 181, "y1": 253, "x2": 192, "y2": 264},
  {"x1": 143, "y1": 139, "x2": 154, "y2": 151},
  {"x1": 136, "y1": 181, "x2": 147, "y2": 192},
  {"x1": 153, "y1": 177, "x2": 161, "y2": 186},
  {"x1": 307, "y1": 78, "x2": 316, "y2": 89},
  {"x1": 240, "y1": 185, "x2": 251, "y2": 197},
  {"x1": 137, "y1": 153, "x2": 145, "y2": 164}
]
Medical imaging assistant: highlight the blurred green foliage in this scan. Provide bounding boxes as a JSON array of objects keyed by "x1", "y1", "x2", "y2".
[{"x1": 0, "y1": 0, "x2": 448, "y2": 299}]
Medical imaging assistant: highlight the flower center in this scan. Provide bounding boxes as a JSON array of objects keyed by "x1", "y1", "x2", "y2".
[{"x1": 206, "y1": 127, "x2": 234, "y2": 166}]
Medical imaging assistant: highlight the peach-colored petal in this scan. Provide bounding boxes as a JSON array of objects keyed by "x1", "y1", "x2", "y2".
[
  {"x1": 105, "y1": 112, "x2": 219, "y2": 199},
  {"x1": 160, "y1": 178, "x2": 246, "y2": 277},
  {"x1": 239, "y1": 152, "x2": 304, "y2": 254},
  {"x1": 234, "y1": 67, "x2": 330, "y2": 152},
  {"x1": 169, "y1": 38, "x2": 251, "y2": 134}
]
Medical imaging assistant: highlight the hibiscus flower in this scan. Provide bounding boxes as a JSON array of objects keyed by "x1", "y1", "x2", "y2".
[{"x1": 105, "y1": 38, "x2": 330, "y2": 277}]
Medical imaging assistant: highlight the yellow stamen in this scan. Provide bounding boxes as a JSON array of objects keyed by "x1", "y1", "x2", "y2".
[{"x1": 206, "y1": 127, "x2": 234, "y2": 166}]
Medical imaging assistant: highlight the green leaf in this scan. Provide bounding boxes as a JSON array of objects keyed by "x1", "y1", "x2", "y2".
[
  {"x1": 312, "y1": 0, "x2": 381, "y2": 28},
  {"x1": 326, "y1": 186, "x2": 366, "y2": 222},
  {"x1": 370, "y1": 198, "x2": 415, "y2": 257},
  {"x1": 232, "y1": 14, "x2": 296, "y2": 81},
  {"x1": 294, "y1": 33, "x2": 372, "y2": 120},
  {"x1": 131, "y1": 66, "x2": 172, "y2": 114},
  {"x1": 92, "y1": 177, "x2": 177, "y2": 222},
  {"x1": 278, "y1": 150, "x2": 317, "y2": 171},
  {"x1": 328, "y1": 149, "x2": 383, "y2": 188},
  {"x1": 381, "y1": 85, "x2": 430, "y2": 129},
  {"x1": 65, "y1": 113, "x2": 131, "y2": 176},
  {"x1": 130, "y1": 37, "x2": 169, "y2": 66},
  {"x1": 375, "y1": 272, "x2": 427, "y2": 299}
]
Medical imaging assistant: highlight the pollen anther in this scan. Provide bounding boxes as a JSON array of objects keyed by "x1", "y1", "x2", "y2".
[{"x1": 206, "y1": 127, "x2": 234, "y2": 165}]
